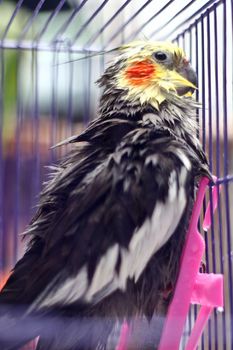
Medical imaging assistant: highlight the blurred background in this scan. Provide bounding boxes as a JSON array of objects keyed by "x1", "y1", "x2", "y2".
[{"x1": 0, "y1": 0, "x2": 232, "y2": 349}]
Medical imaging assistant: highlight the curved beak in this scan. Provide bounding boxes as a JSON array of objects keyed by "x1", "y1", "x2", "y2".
[
  {"x1": 165, "y1": 63, "x2": 197, "y2": 96},
  {"x1": 176, "y1": 63, "x2": 197, "y2": 96}
]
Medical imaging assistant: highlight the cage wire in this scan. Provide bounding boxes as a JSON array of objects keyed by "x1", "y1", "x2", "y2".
[{"x1": 0, "y1": 0, "x2": 232, "y2": 349}]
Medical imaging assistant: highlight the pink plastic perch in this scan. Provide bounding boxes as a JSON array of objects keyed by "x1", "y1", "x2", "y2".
[
  {"x1": 158, "y1": 176, "x2": 223, "y2": 350},
  {"x1": 117, "y1": 177, "x2": 223, "y2": 350}
]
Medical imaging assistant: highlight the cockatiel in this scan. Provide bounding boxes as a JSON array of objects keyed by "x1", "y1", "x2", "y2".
[{"x1": 0, "y1": 41, "x2": 210, "y2": 350}]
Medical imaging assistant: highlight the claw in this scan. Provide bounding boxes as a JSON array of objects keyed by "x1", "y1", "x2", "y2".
[{"x1": 199, "y1": 261, "x2": 206, "y2": 273}]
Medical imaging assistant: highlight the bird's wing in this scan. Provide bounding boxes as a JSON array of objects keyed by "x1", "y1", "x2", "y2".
[
  {"x1": 0, "y1": 116, "x2": 136, "y2": 307},
  {"x1": 26, "y1": 124, "x2": 201, "y2": 312}
]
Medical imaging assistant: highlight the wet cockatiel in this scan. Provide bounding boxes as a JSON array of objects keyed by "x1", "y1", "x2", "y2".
[{"x1": 0, "y1": 41, "x2": 210, "y2": 350}]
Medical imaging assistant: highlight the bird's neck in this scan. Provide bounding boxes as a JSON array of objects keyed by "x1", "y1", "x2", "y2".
[{"x1": 99, "y1": 87, "x2": 200, "y2": 144}]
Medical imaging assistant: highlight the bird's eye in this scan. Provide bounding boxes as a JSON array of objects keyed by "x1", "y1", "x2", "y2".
[{"x1": 153, "y1": 51, "x2": 168, "y2": 62}]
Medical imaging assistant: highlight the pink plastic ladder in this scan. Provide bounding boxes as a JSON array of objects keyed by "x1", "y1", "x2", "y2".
[{"x1": 117, "y1": 177, "x2": 224, "y2": 350}]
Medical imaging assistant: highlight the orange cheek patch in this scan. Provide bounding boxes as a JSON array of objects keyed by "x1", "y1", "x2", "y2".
[{"x1": 125, "y1": 60, "x2": 155, "y2": 86}]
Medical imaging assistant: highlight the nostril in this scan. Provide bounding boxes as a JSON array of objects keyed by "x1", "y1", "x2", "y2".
[{"x1": 183, "y1": 58, "x2": 189, "y2": 66}]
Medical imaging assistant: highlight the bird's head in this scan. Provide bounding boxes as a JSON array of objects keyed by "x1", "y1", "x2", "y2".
[{"x1": 99, "y1": 40, "x2": 197, "y2": 110}]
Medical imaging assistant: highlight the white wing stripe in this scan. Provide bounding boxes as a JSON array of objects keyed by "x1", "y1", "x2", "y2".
[
  {"x1": 85, "y1": 244, "x2": 119, "y2": 301},
  {"x1": 119, "y1": 171, "x2": 187, "y2": 284},
  {"x1": 34, "y1": 266, "x2": 88, "y2": 310}
]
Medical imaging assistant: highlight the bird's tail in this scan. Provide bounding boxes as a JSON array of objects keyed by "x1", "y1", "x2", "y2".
[
  {"x1": 34, "y1": 315, "x2": 115, "y2": 350},
  {"x1": 0, "y1": 304, "x2": 42, "y2": 350}
]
